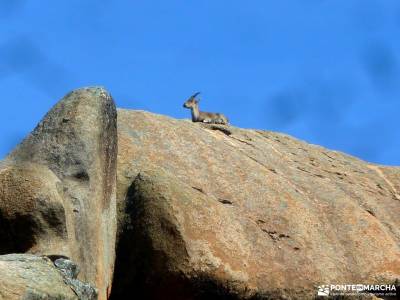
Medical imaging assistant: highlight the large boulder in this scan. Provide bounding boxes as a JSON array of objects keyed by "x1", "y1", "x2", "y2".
[
  {"x1": 0, "y1": 87, "x2": 118, "y2": 300},
  {"x1": 112, "y1": 110, "x2": 400, "y2": 299}
]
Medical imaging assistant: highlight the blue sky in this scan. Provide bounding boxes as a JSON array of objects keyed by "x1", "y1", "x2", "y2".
[{"x1": 0, "y1": 1, "x2": 399, "y2": 165}]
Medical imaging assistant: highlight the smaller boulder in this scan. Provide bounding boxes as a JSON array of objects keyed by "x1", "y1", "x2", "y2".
[{"x1": 0, "y1": 254, "x2": 87, "y2": 300}]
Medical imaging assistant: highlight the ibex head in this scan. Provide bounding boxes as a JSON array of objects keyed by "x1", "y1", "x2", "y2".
[{"x1": 183, "y1": 92, "x2": 200, "y2": 108}]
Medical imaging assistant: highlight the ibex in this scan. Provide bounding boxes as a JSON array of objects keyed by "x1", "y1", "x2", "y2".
[{"x1": 183, "y1": 92, "x2": 229, "y2": 125}]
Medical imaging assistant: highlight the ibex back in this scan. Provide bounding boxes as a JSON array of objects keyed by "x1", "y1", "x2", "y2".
[{"x1": 183, "y1": 92, "x2": 229, "y2": 125}]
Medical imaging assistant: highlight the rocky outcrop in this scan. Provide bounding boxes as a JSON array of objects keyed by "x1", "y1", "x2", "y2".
[
  {"x1": 0, "y1": 254, "x2": 96, "y2": 300},
  {"x1": 0, "y1": 87, "x2": 118, "y2": 300},
  {"x1": 113, "y1": 110, "x2": 400, "y2": 299},
  {"x1": 1, "y1": 87, "x2": 399, "y2": 299}
]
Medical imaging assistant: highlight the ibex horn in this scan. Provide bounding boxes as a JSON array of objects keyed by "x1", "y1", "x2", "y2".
[{"x1": 191, "y1": 92, "x2": 201, "y2": 99}]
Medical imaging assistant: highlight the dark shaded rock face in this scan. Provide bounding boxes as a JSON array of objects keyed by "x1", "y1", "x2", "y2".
[
  {"x1": 0, "y1": 164, "x2": 67, "y2": 255},
  {"x1": 0, "y1": 87, "x2": 118, "y2": 300},
  {"x1": 112, "y1": 110, "x2": 400, "y2": 299}
]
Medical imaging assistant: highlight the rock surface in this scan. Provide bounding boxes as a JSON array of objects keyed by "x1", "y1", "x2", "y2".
[
  {"x1": 1, "y1": 88, "x2": 399, "y2": 299},
  {"x1": 112, "y1": 109, "x2": 400, "y2": 299},
  {"x1": 0, "y1": 87, "x2": 118, "y2": 300},
  {"x1": 0, "y1": 254, "x2": 89, "y2": 300},
  {"x1": 54, "y1": 258, "x2": 98, "y2": 300}
]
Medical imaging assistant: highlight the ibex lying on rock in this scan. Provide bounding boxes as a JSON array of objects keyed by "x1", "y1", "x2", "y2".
[{"x1": 183, "y1": 92, "x2": 229, "y2": 125}]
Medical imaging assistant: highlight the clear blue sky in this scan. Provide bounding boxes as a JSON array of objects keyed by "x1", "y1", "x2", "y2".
[{"x1": 1, "y1": 1, "x2": 399, "y2": 165}]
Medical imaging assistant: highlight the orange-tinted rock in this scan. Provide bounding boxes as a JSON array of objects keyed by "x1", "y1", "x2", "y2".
[{"x1": 112, "y1": 110, "x2": 400, "y2": 299}]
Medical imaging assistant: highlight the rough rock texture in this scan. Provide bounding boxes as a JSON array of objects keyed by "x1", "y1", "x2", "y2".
[
  {"x1": 0, "y1": 87, "x2": 118, "y2": 300},
  {"x1": 1, "y1": 88, "x2": 399, "y2": 299},
  {"x1": 0, "y1": 254, "x2": 85, "y2": 300},
  {"x1": 0, "y1": 163, "x2": 67, "y2": 255},
  {"x1": 54, "y1": 258, "x2": 98, "y2": 300},
  {"x1": 113, "y1": 110, "x2": 400, "y2": 299}
]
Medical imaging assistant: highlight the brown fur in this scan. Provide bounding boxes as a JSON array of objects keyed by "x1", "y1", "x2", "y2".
[{"x1": 183, "y1": 92, "x2": 229, "y2": 125}]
